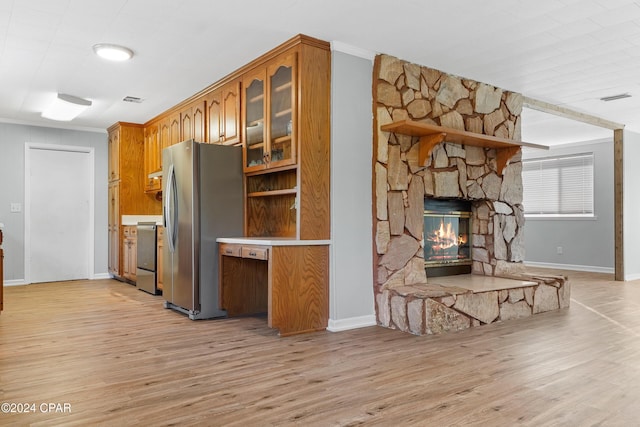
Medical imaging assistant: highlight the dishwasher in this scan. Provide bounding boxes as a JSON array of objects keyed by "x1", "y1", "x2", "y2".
[{"x1": 136, "y1": 222, "x2": 159, "y2": 295}]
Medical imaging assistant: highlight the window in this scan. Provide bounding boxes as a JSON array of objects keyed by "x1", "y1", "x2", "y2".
[{"x1": 522, "y1": 153, "x2": 594, "y2": 217}]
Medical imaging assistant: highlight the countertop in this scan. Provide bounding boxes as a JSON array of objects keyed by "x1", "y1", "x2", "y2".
[
  {"x1": 121, "y1": 215, "x2": 163, "y2": 226},
  {"x1": 217, "y1": 237, "x2": 331, "y2": 246}
]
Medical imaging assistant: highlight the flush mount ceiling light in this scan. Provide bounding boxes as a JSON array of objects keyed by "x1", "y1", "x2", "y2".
[
  {"x1": 41, "y1": 93, "x2": 92, "y2": 121},
  {"x1": 92, "y1": 43, "x2": 134, "y2": 61}
]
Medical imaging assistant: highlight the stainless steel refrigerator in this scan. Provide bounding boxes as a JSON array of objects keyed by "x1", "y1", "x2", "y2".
[{"x1": 162, "y1": 140, "x2": 243, "y2": 320}]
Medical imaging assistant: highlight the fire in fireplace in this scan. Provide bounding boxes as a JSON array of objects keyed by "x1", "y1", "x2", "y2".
[{"x1": 424, "y1": 199, "x2": 472, "y2": 277}]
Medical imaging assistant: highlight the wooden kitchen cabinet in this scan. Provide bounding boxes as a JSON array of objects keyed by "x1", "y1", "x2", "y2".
[
  {"x1": 158, "y1": 112, "x2": 182, "y2": 153},
  {"x1": 219, "y1": 243, "x2": 268, "y2": 317},
  {"x1": 143, "y1": 122, "x2": 162, "y2": 193},
  {"x1": 243, "y1": 52, "x2": 296, "y2": 172},
  {"x1": 122, "y1": 226, "x2": 137, "y2": 283},
  {"x1": 169, "y1": 112, "x2": 181, "y2": 147},
  {"x1": 159, "y1": 116, "x2": 170, "y2": 153},
  {"x1": 181, "y1": 99, "x2": 206, "y2": 143},
  {"x1": 108, "y1": 128, "x2": 120, "y2": 181},
  {"x1": 205, "y1": 78, "x2": 241, "y2": 145},
  {"x1": 108, "y1": 182, "x2": 120, "y2": 277},
  {"x1": 108, "y1": 122, "x2": 161, "y2": 280},
  {"x1": 243, "y1": 37, "x2": 330, "y2": 241}
]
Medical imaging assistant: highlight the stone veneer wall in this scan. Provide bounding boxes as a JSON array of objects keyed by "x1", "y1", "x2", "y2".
[
  {"x1": 374, "y1": 54, "x2": 526, "y2": 289},
  {"x1": 372, "y1": 54, "x2": 559, "y2": 332}
]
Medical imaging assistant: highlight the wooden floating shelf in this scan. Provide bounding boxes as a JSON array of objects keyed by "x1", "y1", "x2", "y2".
[
  {"x1": 247, "y1": 189, "x2": 297, "y2": 198},
  {"x1": 380, "y1": 120, "x2": 548, "y2": 175}
]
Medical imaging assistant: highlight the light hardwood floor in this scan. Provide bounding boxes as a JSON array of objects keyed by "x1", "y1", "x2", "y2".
[{"x1": 1, "y1": 269, "x2": 639, "y2": 426}]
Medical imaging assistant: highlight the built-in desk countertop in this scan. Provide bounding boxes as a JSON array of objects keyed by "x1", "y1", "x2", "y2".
[
  {"x1": 216, "y1": 237, "x2": 330, "y2": 246},
  {"x1": 121, "y1": 215, "x2": 162, "y2": 226},
  {"x1": 216, "y1": 237, "x2": 330, "y2": 336}
]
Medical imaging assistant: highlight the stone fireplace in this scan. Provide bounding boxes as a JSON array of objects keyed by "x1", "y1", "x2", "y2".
[{"x1": 372, "y1": 54, "x2": 570, "y2": 335}]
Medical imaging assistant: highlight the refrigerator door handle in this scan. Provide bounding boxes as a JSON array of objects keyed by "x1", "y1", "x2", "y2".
[{"x1": 165, "y1": 164, "x2": 177, "y2": 253}]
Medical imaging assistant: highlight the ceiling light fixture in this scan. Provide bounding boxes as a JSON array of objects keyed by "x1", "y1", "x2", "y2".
[
  {"x1": 92, "y1": 43, "x2": 134, "y2": 61},
  {"x1": 41, "y1": 93, "x2": 92, "y2": 121},
  {"x1": 600, "y1": 93, "x2": 631, "y2": 102}
]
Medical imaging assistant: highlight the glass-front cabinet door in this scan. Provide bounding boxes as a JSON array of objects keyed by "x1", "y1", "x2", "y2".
[
  {"x1": 243, "y1": 69, "x2": 266, "y2": 171},
  {"x1": 267, "y1": 53, "x2": 296, "y2": 168}
]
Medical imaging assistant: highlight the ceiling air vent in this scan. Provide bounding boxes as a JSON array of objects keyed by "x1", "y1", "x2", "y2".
[
  {"x1": 123, "y1": 96, "x2": 143, "y2": 103},
  {"x1": 600, "y1": 93, "x2": 631, "y2": 102}
]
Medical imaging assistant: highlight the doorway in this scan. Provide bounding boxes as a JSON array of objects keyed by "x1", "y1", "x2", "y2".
[{"x1": 25, "y1": 143, "x2": 95, "y2": 283}]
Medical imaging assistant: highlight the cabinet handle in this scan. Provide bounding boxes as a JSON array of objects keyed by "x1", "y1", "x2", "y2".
[
  {"x1": 249, "y1": 251, "x2": 257, "y2": 256},
  {"x1": 225, "y1": 249, "x2": 232, "y2": 254}
]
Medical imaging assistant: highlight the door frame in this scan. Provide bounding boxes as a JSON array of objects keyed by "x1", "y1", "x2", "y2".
[{"x1": 24, "y1": 143, "x2": 96, "y2": 284}]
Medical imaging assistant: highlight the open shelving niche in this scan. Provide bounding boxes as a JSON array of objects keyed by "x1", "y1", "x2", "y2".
[
  {"x1": 380, "y1": 120, "x2": 548, "y2": 175},
  {"x1": 245, "y1": 165, "x2": 298, "y2": 238}
]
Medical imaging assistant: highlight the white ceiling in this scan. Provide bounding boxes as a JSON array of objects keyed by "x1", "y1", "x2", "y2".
[{"x1": 2, "y1": 0, "x2": 639, "y2": 146}]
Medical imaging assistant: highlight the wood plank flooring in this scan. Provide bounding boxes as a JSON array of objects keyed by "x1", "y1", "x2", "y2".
[{"x1": 1, "y1": 269, "x2": 640, "y2": 426}]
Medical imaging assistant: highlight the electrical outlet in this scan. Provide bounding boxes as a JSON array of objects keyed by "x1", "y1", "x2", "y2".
[
  {"x1": 557, "y1": 246, "x2": 563, "y2": 255},
  {"x1": 10, "y1": 202, "x2": 21, "y2": 213}
]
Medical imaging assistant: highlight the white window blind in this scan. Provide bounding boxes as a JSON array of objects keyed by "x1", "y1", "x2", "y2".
[{"x1": 522, "y1": 153, "x2": 594, "y2": 217}]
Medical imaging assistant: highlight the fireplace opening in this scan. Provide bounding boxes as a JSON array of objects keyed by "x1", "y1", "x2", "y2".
[{"x1": 424, "y1": 199, "x2": 472, "y2": 277}]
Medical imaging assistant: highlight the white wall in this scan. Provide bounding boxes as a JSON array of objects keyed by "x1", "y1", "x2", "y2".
[
  {"x1": 0, "y1": 122, "x2": 108, "y2": 283},
  {"x1": 328, "y1": 46, "x2": 376, "y2": 331},
  {"x1": 522, "y1": 139, "x2": 614, "y2": 273},
  {"x1": 623, "y1": 129, "x2": 640, "y2": 280}
]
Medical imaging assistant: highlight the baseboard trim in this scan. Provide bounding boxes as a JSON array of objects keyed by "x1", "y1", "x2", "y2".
[
  {"x1": 4, "y1": 273, "x2": 112, "y2": 286},
  {"x1": 327, "y1": 314, "x2": 377, "y2": 332},
  {"x1": 4, "y1": 279, "x2": 27, "y2": 286},
  {"x1": 624, "y1": 273, "x2": 640, "y2": 281},
  {"x1": 524, "y1": 261, "x2": 614, "y2": 274}
]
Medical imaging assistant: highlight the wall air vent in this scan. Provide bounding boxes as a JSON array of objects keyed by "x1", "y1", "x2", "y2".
[
  {"x1": 600, "y1": 93, "x2": 631, "y2": 102},
  {"x1": 123, "y1": 96, "x2": 144, "y2": 103}
]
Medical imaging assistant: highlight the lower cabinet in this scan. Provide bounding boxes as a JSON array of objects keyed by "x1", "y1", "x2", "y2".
[
  {"x1": 219, "y1": 244, "x2": 269, "y2": 317},
  {"x1": 218, "y1": 241, "x2": 329, "y2": 336},
  {"x1": 122, "y1": 226, "x2": 137, "y2": 283}
]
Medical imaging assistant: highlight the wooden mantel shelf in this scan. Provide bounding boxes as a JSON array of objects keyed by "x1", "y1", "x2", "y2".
[{"x1": 380, "y1": 120, "x2": 548, "y2": 175}]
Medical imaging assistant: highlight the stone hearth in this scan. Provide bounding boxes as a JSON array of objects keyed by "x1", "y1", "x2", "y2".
[
  {"x1": 377, "y1": 273, "x2": 570, "y2": 335},
  {"x1": 372, "y1": 54, "x2": 570, "y2": 335}
]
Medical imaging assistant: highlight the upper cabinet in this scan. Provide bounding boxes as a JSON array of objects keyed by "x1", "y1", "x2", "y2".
[
  {"x1": 108, "y1": 129, "x2": 120, "y2": 182},
  {"x1": 242, "y1": 39, "x2": 330, "y2": 240},
  {"x1": 169, "y1": 111, "x2": 181, "y2": 146},
  {"x1": 158, "y1": 111, "x2": 181, "y2": 153},
  {"x1": 206, "y1": 78, "x2": 241, "y2": 145},
  {"x1": 243, "y1": 52, "x2": 296, "y2": 173},
  {"x1": 181, "y1": 100, "x2": 205, "y2": 143},
  {"x1": 144, "y1": 122, "x2": 161, "y2": 193}
]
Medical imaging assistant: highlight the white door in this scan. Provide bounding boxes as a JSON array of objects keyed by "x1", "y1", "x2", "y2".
[{"x1": 26, "y1": 144, "x2": 94, "y2": 283}]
